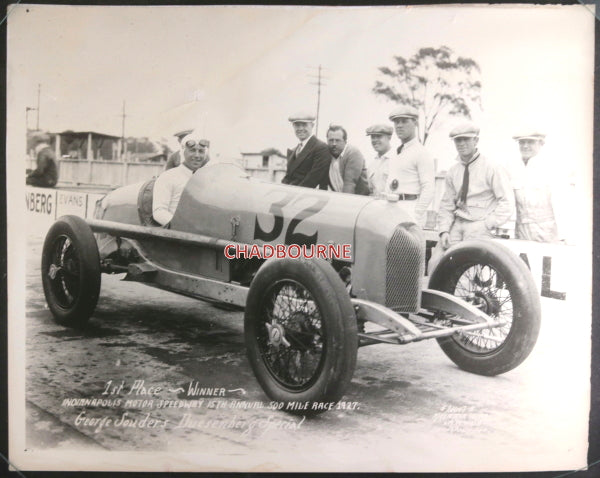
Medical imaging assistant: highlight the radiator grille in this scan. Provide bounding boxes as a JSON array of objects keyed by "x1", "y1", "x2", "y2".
[{"x1": 385, "y1": 225, "x2": 425, "y2": 312}]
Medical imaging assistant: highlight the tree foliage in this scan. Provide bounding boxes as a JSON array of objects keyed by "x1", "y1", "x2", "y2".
[{"x1": 373, "y1": 46, "x2": 482, "y2": 144}]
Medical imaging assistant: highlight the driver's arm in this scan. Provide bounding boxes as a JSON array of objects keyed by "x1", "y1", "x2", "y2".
[{"x1": 152, "y1": 174, "x2": 174, "y2": 226}]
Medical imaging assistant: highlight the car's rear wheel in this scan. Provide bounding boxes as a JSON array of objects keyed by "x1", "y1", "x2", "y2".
[
  {"x1": 41, "y1": 215, "x2": 101, "y2": 326},
  {"x1": 429, "y1": 240, "x2": 540, "y2": 376},
  {"x1": 244, "y1": 258, "x2": 357, "y2": 414}
]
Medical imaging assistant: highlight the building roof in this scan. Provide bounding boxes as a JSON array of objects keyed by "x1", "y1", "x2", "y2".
[
  {"x1": 241, "y1": 148, "x2": 286, "y2": 159},
  {"x1": 58, "y1": 130, "x2": 121, "y2": 141}
]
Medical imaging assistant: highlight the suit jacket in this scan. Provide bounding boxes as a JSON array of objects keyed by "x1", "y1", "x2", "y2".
[
  {"x1": 332, "y1": 144, "x2": 370, "y2": 195},
  {"x1": 282, "y1": 136, "x2": 330, "y2": 189}
]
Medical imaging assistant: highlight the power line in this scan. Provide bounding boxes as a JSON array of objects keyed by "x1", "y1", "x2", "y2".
[
  {"x1": 120, "y1": 100, "x2": 127, "y2": 159},
  {"x1": 25, "y1": 106, "x2": 36, "y2": 131}
]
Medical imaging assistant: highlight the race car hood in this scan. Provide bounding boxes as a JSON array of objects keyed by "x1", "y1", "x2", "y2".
[{"x1": 172, "y1": 163, "x2": 373, "y2": 257}]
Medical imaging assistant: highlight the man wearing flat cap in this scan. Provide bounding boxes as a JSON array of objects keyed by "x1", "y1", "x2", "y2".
[
  {"x1": 153, "y1": 132, "x2": 210, "y2": 226},
  {"x1": 26, "y1": 132, "x2": 58, "y2": 188},
  {"x1": 509, "y1": 129, "x2": 566, "y2": 243},
  {"x1": 282, "y1": 113, "x2": 330, "y2": 189},
  {"x1": 437, "y1": 122, "x2": 512, "y2": 251},
  {"x1": 386, "y1": 105, "x2": 435, "y2": 227},
  {"x1": 165, "y1": 128, "x2": 194, "y2": 170},
  {"x1": 365, "y1": 123, "x2": 393, "y2": 196}
]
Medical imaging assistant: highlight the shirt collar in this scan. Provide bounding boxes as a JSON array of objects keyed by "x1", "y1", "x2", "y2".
[
  {"x1": 300, "y1": 134, "x2": 314, "y2": 148},
  {"x1": 522, "y1": 151, "x2": 543, "y2": 166},
  {"x1": 178, "y1": 163, "x2": 194, "y2": 175},
  {"x1": 376, "y1": 147, "x2": 392, "y2": 159},
  {"x1": 401, "y1": 136, "x2": 419, "y2": 149},
  {"x1": 459, "y1": 150, "x2": 481, "y2": 166},
  {"x1": 333, "y1": 143, "x2": 348, "y2": 160}
]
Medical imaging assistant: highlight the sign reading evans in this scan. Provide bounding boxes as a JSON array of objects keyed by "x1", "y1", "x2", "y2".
[{"x1": 55, "y1": 190, "x2": 88, "y2": 218}]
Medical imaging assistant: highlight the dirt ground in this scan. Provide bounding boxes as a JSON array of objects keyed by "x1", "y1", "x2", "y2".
[{"x1": 19, "y1": 229, "x2": 591, "y2": 473}]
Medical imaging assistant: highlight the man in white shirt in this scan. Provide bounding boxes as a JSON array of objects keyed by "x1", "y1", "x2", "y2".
[
  {"x1": 365, "y1": 123, "x2": 393, "y2": 196},
  {"x1": 152, "y1": 133, "x2": 210, "y2": 226},
  {"x1": 386, "y1": 105, "x2": 435, "y2": 227},
  {"x1": 438, "y1": 122, "x2": 512, "y2": 250},
  {"x1": 429, "y1": 122, "x2": 512, "y2": 274},
  {"x1": 509, "y1": 129, "x2": 566, "y2": 243}
]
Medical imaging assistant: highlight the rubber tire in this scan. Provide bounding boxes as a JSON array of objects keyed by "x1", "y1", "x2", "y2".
[
  {"x1": 244, "y1": 258, "x2": 358, "y2": 414},
  {"x1": 41, "y1": 215, "x2": 101, "y2": 326},
  {"x1": 429, "y1": 240, "x2": 540, "y2": 376}
]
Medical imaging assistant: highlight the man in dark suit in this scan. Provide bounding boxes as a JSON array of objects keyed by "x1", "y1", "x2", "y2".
[{"x1": 282, "y1": 112, "x2": 330, "y2": 189}]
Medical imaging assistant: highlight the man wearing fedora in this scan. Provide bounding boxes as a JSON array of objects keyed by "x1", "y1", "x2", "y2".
[
  {"x1": 26, "y1": 132, "x2": 58, "y2": 188},
  {"x1": 386, "y1": 105, "x2": 435, "y2": 227},
  {"x1": 510, "y1": 129, "x2": 566, "y2": 243},
  {"x1": 365, "y1": 123, "x2": 393, "y2": 196},
  {"x1": 282, "y1": 113, "x2": 330, "y2": 190},
  {"x1": 437, "y1": 122, "x2": 512, "y2": 251}
]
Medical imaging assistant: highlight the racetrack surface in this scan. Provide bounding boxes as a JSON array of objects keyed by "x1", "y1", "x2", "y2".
[{"x1": 21, "y1": 229, "x2": 590, "y2": 472}]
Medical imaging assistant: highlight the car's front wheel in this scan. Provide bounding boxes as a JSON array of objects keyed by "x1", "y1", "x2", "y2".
[
  {"x1": 244, "y1": 258, "x2": 357, "y2": 414},
  {"x1": 41, "y1": 215, "x2": 101, "y2": 326},
  {"x1": 429, "y1": 240, "x2": 540, "y2": 376}
]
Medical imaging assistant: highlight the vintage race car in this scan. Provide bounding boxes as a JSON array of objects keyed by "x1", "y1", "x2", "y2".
[{"x1": 41, "y1": 163, "x2": 541, "y2": 413}]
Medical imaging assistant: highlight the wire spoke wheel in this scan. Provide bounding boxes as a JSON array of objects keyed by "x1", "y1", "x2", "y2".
[
  {"x1": 450, "y1": 263, "x2": 513, "y2": 354},
  {"x1": 429, "y1": 241, "x2": 540, "y2": 376},
  {"x1": 258, "y1": 280, "x2": 325, "y2": 390},
  {"x1": 245, "y1": 258, "x2": 357, "y2": 413}
]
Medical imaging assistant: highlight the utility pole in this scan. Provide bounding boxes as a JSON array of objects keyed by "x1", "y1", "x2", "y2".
[
  {"x1": 308, "y1": 65, "x2": 328, "y2": 137},
  {"x1": 26, "y1": 107, "x2": 36, "y2": 131},
  {"x1": 120, "y1": 100, "x2": 127, "y2": 159},
  {"x1": 36, "y1": 84, "x2": 41, "y2": 130}
]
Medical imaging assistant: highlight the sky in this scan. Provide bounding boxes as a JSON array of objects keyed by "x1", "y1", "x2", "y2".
[{"x1": 7, "y1": 4, "x2": 594, "y2": 173}]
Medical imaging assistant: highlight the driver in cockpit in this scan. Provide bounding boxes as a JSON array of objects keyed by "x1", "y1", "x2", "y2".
[{"x1": 152, "y1": 133, "x2": 210, "y2": 226}]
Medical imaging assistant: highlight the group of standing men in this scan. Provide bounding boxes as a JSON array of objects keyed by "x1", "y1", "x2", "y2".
[
  {"x1": 282, "y1": 107, "x2": 565, "y2": 249},
  {"x1": 282, "y1": 106, "x2": 434, "y2": 227},
  {"x1": 24, "y1": 108, "x2": 564, "y2": 250},
  {"x1": 151, "y1": 105, "x2": 565, "y2": 247}
]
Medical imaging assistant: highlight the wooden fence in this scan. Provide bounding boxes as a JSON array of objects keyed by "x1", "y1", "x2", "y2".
[{"x1": 56, "y1": 159, "x2": 165, "y2": 188}]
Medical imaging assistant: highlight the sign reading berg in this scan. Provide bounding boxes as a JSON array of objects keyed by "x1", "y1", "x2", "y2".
[{"x1": 25, "y1": 187, "x2": 55, "y2": 216}]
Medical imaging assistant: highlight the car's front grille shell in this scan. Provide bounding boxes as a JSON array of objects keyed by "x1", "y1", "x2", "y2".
[{"x1": 385, "y1": 225, "x2": 425, "y2": 312}]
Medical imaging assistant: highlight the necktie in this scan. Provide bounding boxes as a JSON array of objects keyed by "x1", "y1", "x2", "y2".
[
  {"x1": 396, "y1": 144, "x2": 404, "y2": 154},
  {"x1": 459, "y1": 153, "x2": 479, "y2": 204},
  {"x1": 296, "y1": 142, "x2": 303, "y2": 156},
  {"x1": 460, "y1": 162, "x2": 470, "y2": 204}
]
